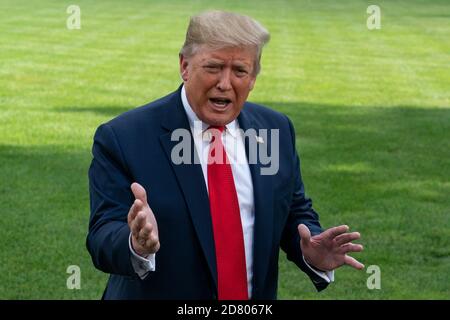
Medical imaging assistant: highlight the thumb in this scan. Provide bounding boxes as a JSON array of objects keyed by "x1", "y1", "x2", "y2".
[
  {"x1": 131, "y1": 182, "x2": 148, "y2": 204},
  {"x1": 298, "y1": 224, "x2": 311, "y2": 247}
]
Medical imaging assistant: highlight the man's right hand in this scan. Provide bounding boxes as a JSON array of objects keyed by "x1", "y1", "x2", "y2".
[{"x1": 127, "y1": 182, "x2": 160, "y2": 257}]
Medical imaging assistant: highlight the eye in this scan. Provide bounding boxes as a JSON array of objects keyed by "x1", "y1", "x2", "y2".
[
  {"x1": 235, "y1": 68, "x2": 248, "y2": 77},
  {"x1": 203, "y1": 65, "x2": 220, "y2": 73}
]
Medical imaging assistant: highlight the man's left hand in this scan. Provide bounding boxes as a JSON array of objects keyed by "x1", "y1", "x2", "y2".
[{"x1": 298, "y1": 224, "x2": 364, "y2": 272}]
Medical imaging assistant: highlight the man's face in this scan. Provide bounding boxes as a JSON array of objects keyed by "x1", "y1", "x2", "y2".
[{"x1": 180, "y1": 46, "x2": 257, "y2": 126}]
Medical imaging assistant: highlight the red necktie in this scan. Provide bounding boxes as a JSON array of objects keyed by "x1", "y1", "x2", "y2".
[{"x1": 207, "y1": 126, "x2": 248, "y2": 300}]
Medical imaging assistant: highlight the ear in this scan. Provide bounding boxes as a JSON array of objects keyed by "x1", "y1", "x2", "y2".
[{"x1": 179, "y1": 54, "x2": 189, "y2": 81}]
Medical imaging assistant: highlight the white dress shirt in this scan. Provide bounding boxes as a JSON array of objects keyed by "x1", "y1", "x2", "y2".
[{"x1": 129, "y1": 85, "x2": 333, "y2": 295}]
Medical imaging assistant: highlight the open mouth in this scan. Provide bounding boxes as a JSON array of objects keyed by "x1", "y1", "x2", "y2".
[{"x1": 209, "y1": 97, "x2": 232, "y2": 109}]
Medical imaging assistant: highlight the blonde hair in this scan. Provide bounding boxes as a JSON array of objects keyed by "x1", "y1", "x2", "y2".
[{"x1": 180, "y1": 11, "x2": 270, "y2": 75}]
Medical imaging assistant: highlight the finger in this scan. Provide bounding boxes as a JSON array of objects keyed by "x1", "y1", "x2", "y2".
[
  {"x1": 138, "y1": 223, "x2": 154, "y2": 242},
  {"x1": 131, "y1": 211, "x2": 146, "y2": 237},
  {"x1": 335, "y1": 232, "x2": 361, "y2": 246},
  {"x1": 150, "y1": 241, "x2": 160, "y2": 253},
  {"x1": 147, "y1": 233, "x2": 160, "y2": 252},
  {"x1": 136, "y1": 211, "x2": 147, "y2": 229},
  {"x1": 344, "y1": 255, "x2": 365, "y2": 270},
  {"x1": 127, "y1": 202, "x2": 136, "y2": 225},
  {"x1": 131, "y1": 182, "x2": 148, "y2": 203},
  {"x1": 298, "y1": 224, "x2": 311, "y2": 248},
  {"x1": 127, "y1": 199, "x2": 144, "y2": 225},
  {"x1": 340, "y1": 243, "x2": 364, "y2": 254},
  {"x1": 130, "y1": 215, "x2": 140, "y2": 237},
  {"x1": 323, "y1": 225, "x2": 349, "y2": 239}
]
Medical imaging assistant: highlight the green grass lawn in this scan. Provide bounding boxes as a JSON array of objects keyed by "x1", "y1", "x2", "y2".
[{"x1": 0, "y1": 0, "x2": 449, "y2": 299}]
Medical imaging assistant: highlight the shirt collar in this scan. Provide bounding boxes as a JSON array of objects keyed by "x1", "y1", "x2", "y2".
[{"x1": 181, "y1": 85, "x2": 239, "y2": 138}]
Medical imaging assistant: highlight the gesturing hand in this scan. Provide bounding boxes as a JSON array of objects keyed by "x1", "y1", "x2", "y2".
[
  {"x1": 127, "y1": 182, "x2": 160, "y2": 257},
  {"x1": 298, "y1": 224, "x2": 364, "y2": 272}
]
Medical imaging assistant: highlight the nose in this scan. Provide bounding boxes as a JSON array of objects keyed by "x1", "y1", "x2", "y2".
[{"x1": 216, "y1": 68, "x2": 232, "y2": 91}]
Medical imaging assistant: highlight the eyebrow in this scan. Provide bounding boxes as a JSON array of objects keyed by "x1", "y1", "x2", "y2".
[
  {"x1": 203, "y1": 60, "x2": 223, "y2": 66},
  {"x1": 203, "y1": 59, "x2": 251, "y2": 69}
]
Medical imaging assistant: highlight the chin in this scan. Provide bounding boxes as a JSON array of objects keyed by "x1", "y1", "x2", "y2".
[
  {"x1": 201, "y1": 115, "x2": 230, "y2": 126},
  {"x1": 198, "y1": 109, "x2": 233, "y2": 126},
  {"x1": 205, "y1": 118, "x2": 228, "y2": 126}
]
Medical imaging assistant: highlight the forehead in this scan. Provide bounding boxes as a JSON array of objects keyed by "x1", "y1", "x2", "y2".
[{"x1": 194, "y1": 46, "x2": 256, "y2": 65}]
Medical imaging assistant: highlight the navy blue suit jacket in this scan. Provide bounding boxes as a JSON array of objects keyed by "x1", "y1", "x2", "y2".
[{"x1": 87, "y1": 86, "x2": 329, "y2": 299}]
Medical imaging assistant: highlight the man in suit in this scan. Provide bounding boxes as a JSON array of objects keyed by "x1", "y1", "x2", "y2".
[{"x1": 87, "y1": 10, "x2": 364, "y2": 300}]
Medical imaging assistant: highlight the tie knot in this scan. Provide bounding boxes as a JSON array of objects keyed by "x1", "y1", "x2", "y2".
[{"x1": 205, "y1": 126, "x2": 225, "y2": 143}]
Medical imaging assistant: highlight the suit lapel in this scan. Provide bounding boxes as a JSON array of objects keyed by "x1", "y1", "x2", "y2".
[
  {"x1": 237, "y1": 106, "x2": 274, "y2": 299},
  {"x1": 159, "y1": 89, "x2": 218, "y2": 292}
]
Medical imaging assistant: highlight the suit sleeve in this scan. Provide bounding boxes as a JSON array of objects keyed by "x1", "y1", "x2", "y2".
[
  {"x1": 280, "y1": 116, "x2": 330, "y2": 292},
  {"x1": 86, "y1": 123, "x2": 136, "y2": 277}
]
